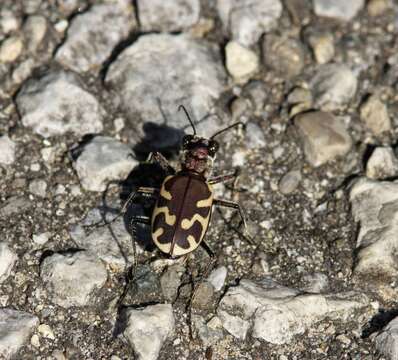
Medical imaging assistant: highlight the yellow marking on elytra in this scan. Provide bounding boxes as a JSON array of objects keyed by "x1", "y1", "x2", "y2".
[
  {"x1": 152, "y1": 206, "x2": 176, "y2": 226},
  {"x1": 152, "y1": 228, "x2": 172, "y2": 253},
  {"x1": 160, "y1": 175, "x2": 173, "y2": 200},
  {"x1": 197, "y1": 189, "x2": 213, "y2": 208},
  {"x1": 172, "y1": 235, "x2": 199, "y2": 256}
]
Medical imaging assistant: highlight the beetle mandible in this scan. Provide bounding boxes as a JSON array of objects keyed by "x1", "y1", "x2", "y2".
[{"x1": 120, "y1": 105, "x2": 251, "y2": 259}]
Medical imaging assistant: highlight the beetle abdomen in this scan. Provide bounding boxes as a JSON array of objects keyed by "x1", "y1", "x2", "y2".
[{"x1": 152, "y1": 172, "x2": 213, "y2": 257}]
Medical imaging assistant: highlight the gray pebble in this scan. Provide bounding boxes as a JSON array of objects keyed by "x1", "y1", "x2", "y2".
[
  {"x1": 207, "y1": 266, "x2": 227, "y2": 291},
  {"x1": 40, "y1": 251, "x2": 108, "y2": 308},
  {"x1": 72, "y1": 136, "x2": 137, "y2": 192},
  {"x1": 278, "y1": 170, "x2": 301, "y2": 194},
  {"x1": 192, "y1": 281, "x2": 215, "y2": 310},
  {"x1": 242, "y1": 80, "x2": 269, "y2": 114},
  {"x1": 22, "y1": 15, "x2": 48, "y2": 54},
  {"x1": 263, "y1": 35, "x2": 305, "y2": 78},
  {"x1": 312, "y1": 64, "x2": 358, "y2": 110},
  {"x1": 160, "y1": 264, "x2": 185, "y2": 302},
  {"x1": 0, "y1": 243, "x2": 18, "y2": 283},
  {"x1": 122, "y1": 304, "x2": 175, "y2": 360},
  {"x1": 307, "y1": 32, "x2": 335, "y2": 65},
  {"x1": 29, "y1": 179, "x2": 47, "y2": 198},
  {"x1": 225, "y1": 41, "x2": 259, "y2": 83},
  {"x1": 55, "y1": 0, "x2": 136, "y2": 73},
  {"x1": 375, "y1": 316, "x2": 398, "y2": 359},
  {"x1": 0, "y1": 308, "x2": 39, "y2": 359},
  {"x1": 139, "y1": 0, "x2": 200, "y2": 32},
  {"x1": 106, "y1": 34, "x2": 226, "y2": 140},
  {"x1": 313, "y1": 0, "x2": 365, "y2": 21},
  {"x1": 217, "y1": 0, "x2": 282, "y2": 46},
  {"x1": 360, "y1": 94, "x2": 391, "y2": 135},
  {"x1": 301, "y1": 272, "x2": 329, "y2": 293},
  {"x1": 0, "y1": 196, "x2": 32, "y2": 218},
  {"x1": 16, "y1": 70, "x2": 105, "y2": 138},
  {"x1": 366, "y1": 147, "x2": 398, "y2": 180},
  {"x1": 245, "y1": 122, "x2": 266, "y2": 149},
  {"x1": 0, "y1": 35, "x2": 23, "y2": 63},
  {"x1": 0, "y1": 135, "x2": 16, "y2": 165},
  {"x1": 294, "y1": 111, "x2": 352, "y2": 167},
  {"x1": 193, "y1": 315, "x2": 224, "y2": 346}
]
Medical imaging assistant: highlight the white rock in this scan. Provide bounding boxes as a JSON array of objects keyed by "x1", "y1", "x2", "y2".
[
  {"x1": 73, "y1": 136, "x2": 137, "y2": 192},
  {"x1": 294, "y1": 111, "x2": 352, "y2": 167},
  {"x1": 0, "y1": 36, "x2": 23, "y2": 63},
  {"x1": 0, "y1": 309, "x2": 39, "y2": 360},
  {"x1": 375, "y1": 316, "x2": 398, "y2": 359},
  {"x1": 313, "y1": 0, "x2": 365, "y2": 21},
  {"x1": 23, "y1": 15, "x2": 48, "y2": 53},
  {"x1": 40, "y1": 251, "x2": 108, "y2": 308},
  {"x1": 16, "y1": 70, "x2": 105, "y2": 138},
  {"x1": 312, "y1": 64, "x2": 358, "y2": 110},
  {"x1": 139, "y1": 0, "x2": 200, "y2": 32},
  {"x1": 37, "y1": 324, "x2": 55, "y2": 340},
  {"x1": 69, "y1": 207, "x2": 141, "y2": 270},
  {"x1": 350, "y1": 178, "x2": 398, "y2": 280},
  {"x1": 207, "y1": 266, "x2": 227, "y2": 291},
  {"x1": 0, "y1": 10, "x2": 20, "y2": 34},
  {"x1": 32, "y1": 232, "x2": 50, "y2": 246},
  {"x1": 360, "y1": 94, "x2": 391, "y2": 135},
  {"x1": 55, "y1": 0, "x2": 136, "y2": 73},
  {"x1": 29, "y1": 179, "x2": 47, "y2": 197},
  {"x1": 123, "y1": 304, "x2": 175, "y2": 360},
  {"x1": 225, "y1": 41, "x2": 259, "y2": 83},
  {"x1": 0, "y1": 135, "x2": 16, "y2": 165},
  {"x1": 218, "y1": 278, "x2": 370, "y2": 344},
  {"x1": 106, "y1": 34, "x2": 227, "y2": 141},
  {"x1": 366, "y1": 147, "x2": 398, "y2": 180},
  {"x1": 0, "y1": 243, "x2": 18, "y2": 283},
  {"x1": 217, "y1": 0, "x2": 282, "y2": 46}
]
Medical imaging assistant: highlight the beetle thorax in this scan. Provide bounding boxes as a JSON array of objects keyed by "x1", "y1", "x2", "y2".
[{"x1": 180, "y1": 147, "x2": 214, "y2": 177}]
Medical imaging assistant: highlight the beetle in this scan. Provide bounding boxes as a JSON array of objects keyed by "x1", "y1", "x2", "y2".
[{"x1": 118, "y1": 105, "x2": 251, "y2": 260}]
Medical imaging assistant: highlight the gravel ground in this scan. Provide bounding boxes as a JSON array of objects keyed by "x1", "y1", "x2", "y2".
[{"x1": 1, "y1": 0, "x2": 398, "y2": 359}]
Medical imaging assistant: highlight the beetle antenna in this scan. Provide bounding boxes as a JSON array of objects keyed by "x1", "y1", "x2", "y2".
[
  {"x1": 210, "y1": 122, "x2": 245, "y2": 139},
  {"x1": 178, "y1": 105, "x2": 196, "y2": 135}
]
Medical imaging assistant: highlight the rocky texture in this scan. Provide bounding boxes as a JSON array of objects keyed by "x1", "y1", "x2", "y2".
[
  {"x1": 307, "y1": 32, "x2": 335, "y2": 64},
  {"x1": 16, "y1": 70, "x2": 105, "y2": 137},
  {"x1": 0, "y1": 35, "x2": 23, "y2": 63},
  {"x1": 218, "y1": 278, "x2": 370, "y2": 344},
  {"x1": 0, "y1": 135, "x2": 16, "y2": 165},
  {"x1": 311, "y1": 64, "x2": 358, "y2": 110},
  {"x1": 0, "y1": 309, "x2": 39, "y2": 359},
  {"x1": 122, "y1": 304, "x2": 175, "y2": 360},
  {"x1": 69, "y1": 207, "x2": 138, "y2": 271},
  {"x1": 55, "y1": 0, "x2": 135, "y2": 73},
  {"x1": 375, "y1": 316, "x2": 398, "y2": 359},
  {"x1": 294, "y1": 111, "x2": 352, "y2": 167},
  {"x1": 106, "y1": 34, "x2": 226, "y2": 140},
  {"x1": 29, "y1": 179, "x2": 47, "y2": 197},
  {"x1": 0, "y1": 243, "x2": 17, "y2": 283},
  {"x1": 225, "y1": 41, "x2": 259, "y2": 83},
  {"x1": 23, "y1": 15, "x2": 48, "y2": 54},
  {"x1": 138, "y1": 0, "x2": 200, "y2": 32},
  {"x1": 72, "y1": 136, "x2": 137, "y2": 192},
  {"x1": 40, "y1": 251, "x2": 108, "y2": 308},
  {"x1": 360, "y1": 94, "x2": 391, "y2": 135},
  {"x1": 313, "y1": 0, "x2": 365, "y2": 21},
  {"x1": 217, "y1": 0, "x2": 282, "y2": 46},
  {"x1": 160, "y1": 264, "x2": 185, "y2": 302},
  {"x1": 366, "y1": 147, "x2": 398, "y2": 180},
  {"x1": 207, "y1": 266, "x2": 227, "y2": 291},
  {"x1": 193, "y1": 315, "x2": 224, "y2": 346},
  {"x1": 278, "y1": 170, "x2": 301, "y2": 194},
  {"x1": 350, "y1": 178, "x2": 398, "y2": 281}
]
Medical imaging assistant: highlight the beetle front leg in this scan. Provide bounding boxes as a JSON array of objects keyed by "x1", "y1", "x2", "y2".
[
  {"x1": 213, "y1": 198, "x2": 254, "y2": 243},
  {"x1": 208, "y1": 167, "x2": 241, "y2": 185},
  {"x1": 146, "y1": 151, "x2": 175, "y2": 174}
]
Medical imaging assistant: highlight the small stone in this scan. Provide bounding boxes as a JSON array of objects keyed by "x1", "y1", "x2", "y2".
[
  {"x1": 360, "y1": 94, "x2": 391, "y2": 135},
  {"x1": 367, "y1": 0, "x2": 390, "y2": 16},
  {"x1": 284, "y1": 0, "x2": 311, "y2": 25},
  {"x1": 122, "y1": 304, "x2": 175, "y2": 360},
  {"x1": 366, "y1": 147, "x2": 398, "y2": 180},
  {"x1": 301, "y1": 272, "x2": 329, "y2": 293},
  {"x1": 278, "y1": 170, "x2": 301, "y2": 194},
  {"x1": 55, "y1": 1, "x2": 136, "y2": 73},
  {"x1": 287, "y1": 87, "x2": 313, "y2": 117},
  {"x1": 72, "y1": 136, "x2": 137, "y2": 192},
  {"x1": 375, "y1": 316, "x2": 398, "y2": 359},
  {"x1": 0, "y1": 36, "x2": 23, "y2": 63},
  {"x1": 313, "y1": 0, "x2": 365, "y2": 21},
  {"x1": 40, "y1": 251, "x2": 108, "y2": 308},
  {"x1": 139, "y1": 0, "x2": 200, "y2": 32},
  {"x1": 0, "y1": 196, "x2": 31, "y2": 218},
  {"x1": 294, "y1": 111, "x2": 352, "y2": 167},
  {"x1": 160, "y1": 264, "x2": 185, "y2": 302},
  {"x1": 308, "y1": 33, "x2": 335, "y2": 64},
  {"x1": 37, "y1": 324, "x2": 55, "y2": 340},
  {"x1": 194, "y1": 315, "x2": 224, "y2": 346},
  {"x1": 30, "y1": 334, "x2": 40, "y2": 348},
  {"x1": 29, "y1": 179, "x2": 47, "y2": 198},
  {"x1": 263, "y1": 35, "x2": 305, "y2": 78},
  {"x1": 0, "y1": 309, "x2": 39, "y2": 359},
  {"x1": 207, "y1": 266, "x2": 227, "y2": 291},
  {"x1": 32, "y1": 232, "x2": 50, "y2": 246},
  {"x1": 0, "y1": 10, "x2": 20, "y2": 34},
  {"x1": 57, "y1": 0, "x2": 80, "y2": 15},
  {"x1": 217, "y1": 0, "x2": 283, "y2": 46},
  {"x1": 0, "y1": 135, "x2": 16, "y2": 165},
  {"x1": 312, "y1": 64, "x2": 358, "y2": 110},
  {"x1": 242, "y1": 80, "x2": 269, "y2": 114},
  {"x1": 16, "y1": 70, "x2": 105, "y2": 138},
  {"x1": 0, "y1": 243, "x2": 18, "y2": 283},
  {"x1": 23, "y1": 15, "x2": 47, "y2": 53},
  {"x1": 225, "y1": 41, "x2": 259, "y2": 83},
  {"x1": 192, "y1": 282, "x2": 215, "y2": 310},
  {"x1": 245, "y1": 122, "x2": 266, "y2": 149}
]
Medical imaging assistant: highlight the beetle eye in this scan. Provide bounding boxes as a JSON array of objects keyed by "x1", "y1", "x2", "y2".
[
  {"x1": 182, "y1": 135, "x2": 194, "y2": 148},
  {"x1": 208, "y1": 140, "x2": 219, "y2": 155}
]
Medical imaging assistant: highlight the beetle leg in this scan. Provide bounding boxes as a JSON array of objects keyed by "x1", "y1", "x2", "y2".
[
  {"x1": 146, "y1": 151, "x2": 175, "y2": 174},
  {"x1": 213, "y1": 198, "x2": 254, "y2": 243},
  {"x1": 208, "y1": 167, "x2": 241, "y2": 185}
]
